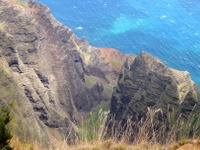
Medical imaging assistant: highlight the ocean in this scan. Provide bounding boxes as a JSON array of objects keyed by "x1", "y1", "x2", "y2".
[{"x1": 37, "y1": 0, "x2": 200, "y2": 87}]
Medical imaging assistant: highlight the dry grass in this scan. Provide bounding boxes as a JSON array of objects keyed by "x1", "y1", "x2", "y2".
[
  {"x1": 168, "y1": 139, "x2": 200, "y2": 150},
  {"x1": 11, "y1": 137, "x2": 200, "y2": 150},
  {"x1": 62, "y1": 140, "x2": 164, "y2": 150},
  {"x1": 11, "y1": 137, "x2": 41, "y2": 150},
  {"x1": 10, "y1": 107, "x2": 200, "y2": 150}
]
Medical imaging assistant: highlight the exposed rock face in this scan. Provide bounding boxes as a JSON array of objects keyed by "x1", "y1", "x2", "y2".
[
  {"x1": 106, "y1": 52, "x2": 200, "y2": 143},
  {"x1": 0, "y1": 0, "x2": 134, "y2": 146}
]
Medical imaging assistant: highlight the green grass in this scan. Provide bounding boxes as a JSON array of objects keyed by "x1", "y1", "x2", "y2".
[
  {"x1": 111, "y1": 60, "x2": 121, "y2": 68},
  {"x1": 84, "y1": 75, "x2": 97, "y2": 87},
  {"x1": 79, "y1": 108, "x2": 108, "y2": 142},
  {"x1": 92, "y1": 104, "x2": 109, "y2": 113}
]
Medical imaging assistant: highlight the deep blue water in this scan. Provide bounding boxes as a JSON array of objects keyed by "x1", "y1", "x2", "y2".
[{"x1": 37, "y1": 0, "x2": 200, "y2": 86}]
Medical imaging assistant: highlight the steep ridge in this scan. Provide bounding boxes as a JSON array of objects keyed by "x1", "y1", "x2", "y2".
[
  {"x1": 106, "y1": 52, "x2": 200, "y2": 143},
  {"x1": 0, "y1": 0, "x2": 134, "y2": 146}
]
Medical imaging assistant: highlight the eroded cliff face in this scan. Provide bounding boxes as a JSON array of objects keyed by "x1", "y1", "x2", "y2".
[
  {"x1": 106, "y1": 52, "x2": 200, "y2": 142},
  {"x1": 0, "y1": 0, "x2": 81, "y2": 145},
  {"x1": 0, "y1": 0, "x2": 134, "y2": 146}
]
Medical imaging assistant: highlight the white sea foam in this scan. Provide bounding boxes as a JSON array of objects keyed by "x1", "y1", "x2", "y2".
[
  {"x1": 160, "y1": 15, "x2": 167, "y2": 19},
  {"x1": 169, "y1": 20, "x2": 175, "y2": 23},
  {"x1": 75, "y1": 26, "x2": 83, "y2": 30}
]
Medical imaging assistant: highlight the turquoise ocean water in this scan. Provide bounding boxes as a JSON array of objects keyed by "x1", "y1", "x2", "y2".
[{"x1": 37, "y1": 0, "x2": 200, "y2": 86}]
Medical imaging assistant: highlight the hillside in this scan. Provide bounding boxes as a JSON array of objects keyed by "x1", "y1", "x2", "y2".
[
  {"x1": 0, "y1": 0, "x2": 200, "y2": 149},
  {"x1": 0, "y1": 0, "x2": 134, "y2": 146}
]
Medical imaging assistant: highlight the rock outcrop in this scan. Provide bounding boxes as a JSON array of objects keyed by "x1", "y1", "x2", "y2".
[
  {"x1": 0, "y1": 0, "x2": 134, "y2": 146},
  {"x1": 106, "y1": 52, "x2": 200, "y2": 143}
]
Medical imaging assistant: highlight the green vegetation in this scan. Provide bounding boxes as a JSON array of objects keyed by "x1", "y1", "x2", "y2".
[
  {"x1": 84, "y1": 75, "x2": 97, "y2": 87},
  {"x1": 111, "y1": 60, "x2": 121, "y2": 68},
  {"x1": 8, "y1": 104, "x2": 200, "y2": 149},
  {"x1": 79, "y1": 108, "x2": 108, "y2": 142},
  {"x1": 92, "y1": 104, "x2": 109, "y2": 113},
  {"x1": 0, "y1": 107, "x2": 13, "y2": 150},
  {"x1": 18, "y1": 0, "x2": 29, "y2": 8}
]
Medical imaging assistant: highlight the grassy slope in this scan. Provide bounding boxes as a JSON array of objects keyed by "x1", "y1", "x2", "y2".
[{"x1": 10, "y1": 107, "x2": 200, "y2": 150}]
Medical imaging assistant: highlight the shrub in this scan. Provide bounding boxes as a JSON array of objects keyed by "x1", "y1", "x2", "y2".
[{"x1": 0, "y1": 108, "x2": 13, "y2": 150}]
